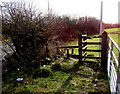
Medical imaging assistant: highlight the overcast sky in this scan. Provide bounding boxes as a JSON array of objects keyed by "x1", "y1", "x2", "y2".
[{"x1": 0, "y1": 0, "x2": 119, "y2": 24}]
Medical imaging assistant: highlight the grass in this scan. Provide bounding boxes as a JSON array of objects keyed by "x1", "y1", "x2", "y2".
[
  {"x1": 4, "y1": 31, "x2": 117, "y2": 93},
  {"x1": 3, "y1": 57, "x2": 110, "y2": 93},
  {"x1": 105, "y1": 28, "x2": 120, "y2": 44}
]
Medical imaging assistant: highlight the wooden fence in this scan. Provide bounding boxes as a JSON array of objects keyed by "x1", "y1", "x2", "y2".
[
  {"x1": 78, "y1": 33, "x2": 102, "y2": 63},
  {"x1": 58, "y1": 31, "x2": 108, "y2": 71},
  {"x1": 107, "y1": 34, "x2": 120, "y2": 93},
  {"x1": 58, "y1": 31, "x2": 120, "y2": 93}
]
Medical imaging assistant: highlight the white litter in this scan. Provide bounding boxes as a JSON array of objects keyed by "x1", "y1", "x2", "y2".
[
  {"x1": 46, "y1": 57, "x2": 51, "y2": 61},
  {"x1": 16, "y1": 78, "x2": 23, "y2": 81},
  {"x1": 43, "y1": 65, "x2": 46, "y2": 67}
]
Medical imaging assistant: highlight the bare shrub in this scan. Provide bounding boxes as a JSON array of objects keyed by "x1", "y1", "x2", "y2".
[{"x1": 2, "y1": 2, "x2": 48, "y2": 70}]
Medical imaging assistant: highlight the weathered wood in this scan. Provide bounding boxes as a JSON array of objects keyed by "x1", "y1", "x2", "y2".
[
  {"x1": 82, "y1": 42, "x2": 101, "y2": 45},
  {"x1": 81, "y1": 60, "x2": 97, "y2": 63},
  {"x1": 82, "y1": 49, "x2": 102, "y2": 52},
  {"x1": 66, "y1": 48, "x2": 70, "y2": 57},
  {"x1": 82, "y1": 35, "x2": 102, "y2": 39},
  {"x1": 82, "y1": 56, "x2": 101, "y2": 59},
  {"x1": 101, "y1": 31, "x2": 108, "y2": 72},
  {"x1": 57, "y1": 48, "x2": 59, "y2": 54},
  {"x1": 71, "y1": 55, "x2": 79, "y2": 59},
  {"x1": 55, "y1": 38, "x2": 60, "y2": 54},
  {"x1": 92, "y1": 35, "x2": 102, "y2": 38},
  {"x1": 82, "y1": 36, "x2": 92, "y2": 39},
  {"x1": 71, "y1": 48, "x2": 74, "y2": 54},
  {"x1": 78, "y1": 33, "x2": 82, "y2": 63},
  {"x1": 59, "y1": 45, "x2": 88, "y2": 49},
  {"x1": 59, "y1": 46, "x2": 79, "y2": 48}
]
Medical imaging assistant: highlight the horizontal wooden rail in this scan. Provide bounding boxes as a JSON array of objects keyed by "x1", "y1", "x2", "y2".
[
  {"x1": 59, "y1": 46, "x2": 78, "y2": 48},
  {"x1": 81, "y1": 36, "x2": 92, "y2": 39},
  {"x1": 82, "y1": 42, "x2": 101, "y2": 45},
  {"x1": 81, "y1": 61, "x2": 97, "y2": 63},
  {"x1": 83, "y1": 40, "x2": 87, "y2": 42},
  {"x1": 59, "y1": 45, "x2": 89, "y2": 49},
  {"x1": 92, "y1": 35, "x2": 102, "y2": 38},
  {"x1": 82, "y1": 56, "x2": 101, "y2": 59},
  {"x1": 82, "y1": 35, "x2": 102, "y2": 39},
  {"x1": 82, "y1": 49, "x2": 101, "y2": 52},
  {"x1": 70, "y1": 55, "x2": 101, "y2": 59}
]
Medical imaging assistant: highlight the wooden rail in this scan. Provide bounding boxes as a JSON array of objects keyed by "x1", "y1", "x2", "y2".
[
  {"x1": 78, "y1": 33, "x2": 102, "y2": 64},
  {"x1": 82, "y1": 49, "x2": 101, "y2": 52},
  {"x1": 82, "y1": 42, "x2": 101, "y2": 45},
  {"x1": 59, "y1": 46, "x2": 79, "y2": 48},
  {"x1": 57, "y1": 32, "x2": 103, "y2": 65},
  {"x1": 58, "y1": 32, "x2": 111, "y2": 75}
]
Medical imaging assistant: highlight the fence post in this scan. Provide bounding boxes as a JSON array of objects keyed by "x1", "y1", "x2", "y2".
[
  {"x1": 56, "y1": 38, "x2": 59, "y2": 54},
  {"x1": 71, "y1": 48, "x2": 74, "y2": 55},
  {"x1": 78, "y1": 33, "x2": 82, "y2": 64},
  {"x1": 101, "y1": 31, "x2": 108, "y2": 72},
  {"x1": 67, "y1": 48, "x2": 70, "y2": 57}
]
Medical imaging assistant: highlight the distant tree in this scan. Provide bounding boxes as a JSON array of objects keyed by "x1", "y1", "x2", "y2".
[
  {"x1": 77, "y1": 17, "x2": 100, "y2": 35},
  {"x1": 104, "y1": 23, "x2": 120, "y2": 29},
  {"x1": 46, "y1": 16, "x2": 78, "y2": 43}
]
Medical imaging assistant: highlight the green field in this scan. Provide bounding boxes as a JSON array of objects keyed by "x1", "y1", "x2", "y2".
[{"x1": 105, "y1": 28, "x2": 120, "y2": 45}]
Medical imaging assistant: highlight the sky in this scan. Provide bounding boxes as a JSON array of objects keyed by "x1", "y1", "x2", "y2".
[{"x1": 0, "y1": 0, "x2": 119, "y2": 24}]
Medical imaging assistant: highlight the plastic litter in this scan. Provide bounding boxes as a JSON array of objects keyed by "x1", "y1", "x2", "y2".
[
  {"x1": 56, "y1": 54, "x2": 61, "y2": 57},
  {"x1": 43, "y1": 65, "x2": 46, "y2": 67},
  {"x1": 16, "y1": 78, "x2": 23, "y2": 81},
  {"x1": 46, "y1": 57, "x2": 51, "y2": 61}
]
